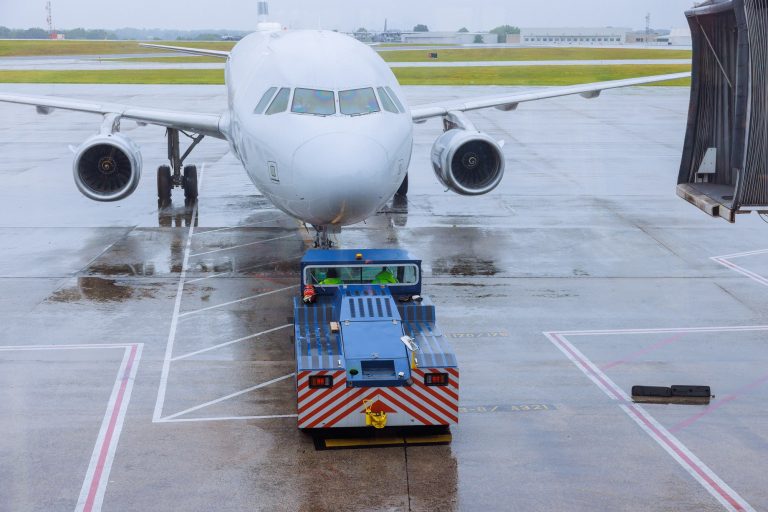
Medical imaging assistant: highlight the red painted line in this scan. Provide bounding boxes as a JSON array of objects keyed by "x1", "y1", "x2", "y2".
[
  {"x1": 445, "y1": 367, "x2": 460, "y2": 379},
  {"x1": 670, "y1": 373, "x2": 768, "y2": 433},
  {"x1": 83, "y1": 344, "x2": 137, "y2": 512},
  {"x1": 377, "y1": 389, "x2": 431, "y2": 426},
  {"x1": 602, "y1": 332, "x2": 687, "y2": 370},
  {"x1": 411, "y1": 380, "x2": 459, "y2": 413},
  {"x1": 551, "y1": 333, "x2": 625, "y2": 399},
  {"x1": 551, "y1": 332, "x2": 749, "y2": 511},
  {"x1": 305, "y1": 388, "x2": 369, "y2": 428},
  {"x1": 624, "y1": 403, "x2": 744, "y2": 511},
  {"x1": 323, "y1": 389, "x2": 380, "y2": 428},
  {"x1": 298, "y1": 376, "x2": 347, "y2": 414},
  {"x1": 407, "y1": 385, "x2": 458, "y2": 422},
  {"x1": 389, "y1": 386, "x2": 448, "y2": 425}
]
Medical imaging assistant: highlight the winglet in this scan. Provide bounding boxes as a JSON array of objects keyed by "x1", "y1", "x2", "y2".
[{"x1": 139, "y1": 43, "x2": 230, "y2": 59}]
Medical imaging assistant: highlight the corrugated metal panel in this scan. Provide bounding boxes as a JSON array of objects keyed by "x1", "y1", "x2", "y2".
[{"x1": 294, "y1": 299, "x2": 343, "y2": 370}]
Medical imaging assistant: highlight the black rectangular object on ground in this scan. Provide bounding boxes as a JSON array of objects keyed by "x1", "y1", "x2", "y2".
[
  {"x1": 632, "y1": 385, "x2": 672, "y2": 397},
  {"x1": 671, "y1": 385, "x2": 711, "y2": 397}
]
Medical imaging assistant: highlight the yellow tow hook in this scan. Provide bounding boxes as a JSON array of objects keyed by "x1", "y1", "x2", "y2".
[{"x1": 363, "y1": 399, "x2": 387, "y2": 429}]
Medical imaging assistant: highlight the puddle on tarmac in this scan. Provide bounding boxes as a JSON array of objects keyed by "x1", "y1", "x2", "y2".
[
  {"x1": 431, "y1": 257, "x2": 499, "y2": 276},
  {"x1": 47, "y1": 276, "x2": 156, "y2": 303}
]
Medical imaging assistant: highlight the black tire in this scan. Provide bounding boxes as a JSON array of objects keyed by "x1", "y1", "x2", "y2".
[
  {"x1": 157, "y1": 165, "x2": 172, "y2": 208},
  {"x1": 395, "y1": 173, "x2": 408, "y2": 196},
  {"x1": 183, "y1": 165, "x2": 198, "y2": 201}
]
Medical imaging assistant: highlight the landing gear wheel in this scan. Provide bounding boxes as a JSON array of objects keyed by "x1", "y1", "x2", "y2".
[
  {"x1": 183, "y1": 165, "x2": 198, "y2": 201},
  {"x1": 395, "y1": 173, "x2": 408, "y2": 196},
  {"x1": 157, "y1": 165, "x2": 172, "y2": 208}
]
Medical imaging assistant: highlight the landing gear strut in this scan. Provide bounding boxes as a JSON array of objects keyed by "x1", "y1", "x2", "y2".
[
  {"x1": 157, "y1": 128, "x2": 204, "y2": 208},
  {"x1": 313, "y1": 225, "x2": 339, "y2": 249}
]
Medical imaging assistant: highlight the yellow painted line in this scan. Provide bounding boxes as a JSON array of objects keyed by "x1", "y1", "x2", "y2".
[
  {"x1": 323, "y1": 436, "x2": 404, "y2": 448},
  {"x1": 405, "y1": 434, "x2": 452, "y2": 445}
]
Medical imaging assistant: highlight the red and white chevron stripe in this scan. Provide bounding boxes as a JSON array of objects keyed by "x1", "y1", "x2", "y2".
[{"x1": 296, "y1": 368, "x2": 459, "y2": 429}]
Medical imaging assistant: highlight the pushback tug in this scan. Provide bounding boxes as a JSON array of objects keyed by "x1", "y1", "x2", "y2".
[{"x1": 294, "y1": 249, "x2": 458, "y2": 430}]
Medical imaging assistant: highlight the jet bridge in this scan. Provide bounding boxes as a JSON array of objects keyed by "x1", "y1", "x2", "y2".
[{"x1": 677, "y1": 0, "x2": 768, "y2": 222}]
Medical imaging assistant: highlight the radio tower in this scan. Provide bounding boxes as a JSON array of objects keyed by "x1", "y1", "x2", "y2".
[
  {"x1": 45, "y1": 1, "x2": 56, "y2": 39},
  {"x1": 645, "y1": 12, "x2": 651, "y2": 46}
]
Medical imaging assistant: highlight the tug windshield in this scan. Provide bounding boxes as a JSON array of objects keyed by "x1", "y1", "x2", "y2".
[{"x1": 305, "y1": 264, "x2": 419, "y2": 286}]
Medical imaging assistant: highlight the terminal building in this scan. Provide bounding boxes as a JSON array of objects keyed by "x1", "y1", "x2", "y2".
[
  {"x1": 399, "y1": 31, "x2": 498, "y2": 45},
  {"x1": 519, "y1": 27, "x2": 630, "y2": 45}
]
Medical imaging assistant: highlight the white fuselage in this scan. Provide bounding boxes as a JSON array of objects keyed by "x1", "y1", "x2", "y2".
[{"x1": 221, "y1": 30, "x2": 414, "y2": 227}]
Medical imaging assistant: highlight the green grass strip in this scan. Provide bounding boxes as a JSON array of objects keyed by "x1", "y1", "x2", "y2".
[
  {"x1": 392, "y1": 64, "x2": 692, "y2": 86},
  {"x1": 0, "y1": 40, "x2": 235, "y2": 57},
  {"x1": 0, "y1": 65, "x2": 691, "y2": 86},
  {"x1": 380, "y1": 47, "x2": 692, "y2": 62}
]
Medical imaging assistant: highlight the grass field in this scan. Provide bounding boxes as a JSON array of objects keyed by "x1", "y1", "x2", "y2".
[
  {"x1": 379, "y1": 47, "x2": 692, "y2": 62},
  {"x1": 0, "y1": 64, "x2": 691, "y2": 86},
  {"x1": 0, "y1": 40, "x2": 235, "y2": 57}
]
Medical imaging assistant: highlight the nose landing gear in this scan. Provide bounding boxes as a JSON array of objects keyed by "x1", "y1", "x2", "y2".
[{"x1": 157, "y1": 128, "x2": 204, "y2": 208}]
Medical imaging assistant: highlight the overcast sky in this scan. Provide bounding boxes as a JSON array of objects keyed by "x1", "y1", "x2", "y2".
[{"x1": 0, "y1": 1, "x2": 696, "y2": 32}]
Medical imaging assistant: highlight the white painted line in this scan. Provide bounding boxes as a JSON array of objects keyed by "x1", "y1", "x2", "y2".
[
  {"x1": 152, "y1": 164, "x2": 204, "y2": 423},
  {"x1": 75, "y1": 343, "x2": 143, "y2": 512},
  {"x1": 158, "y1": 414, "x2": 297, "y2": 423},
  {"x1": 177, "y1": 285, "x2": 293, "y2": 318},
  {"x1": 0, "y1": 344, "x2": 131, "y2": 352},
  {"x1": 551, "y1": 325, "x2": 768, "y2": 337},
  {"x1": 712, "y1": 257, "x2": 768, "y2": 288},
  {"x1": 190, "y1": 217, "x2": 282, "y2": 236},
  {"x1": 189, "y1": 233, "x2": 295, "y2": 258},
  {"x1": 711, "y1": 248, "x2": 768, "y2": 260},
  {"x1": 171, "y1": 324, "x2": 292, "y2": 361},
  {"x1": 162, "y1": 373, "x2": 295, "y2": 421},
  {"x1": 544, "y1": 331, "x2": 755, "y2": 512},
  {"x1": 185, "y1": 256, "x2": 301, "y2": 284}
]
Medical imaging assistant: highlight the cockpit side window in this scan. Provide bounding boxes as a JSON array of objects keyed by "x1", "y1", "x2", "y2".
[
  {"x1": 377, "y1": 87, "x2": 399, "y2": 114},
  {"x1": 339, "y1": 88, "x2": 380, "y2": 116},
  {"x1": 291, "y1": 88, "x2": 336, "y2": 116},
  {"x1": 266, "y1": 87, "x2": 291, "y2": 115},
  {"x1": 254, "y1": 86, "x2": 278, "y2": 114},
  {"x1": 384, "y1": 86, "x2": 405, "y2": 113}
]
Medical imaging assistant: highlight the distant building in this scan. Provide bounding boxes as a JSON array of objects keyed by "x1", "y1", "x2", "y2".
[
  {"x1": 663, "y1": 27, "x2": 693, "y2": 46},
  {"x1": 399, "y1": 31, "x2": 498, "y2": 45},
  {"x1": 625, "y1": 30, "x2": 666, "y2": 44},
  {"x1": 520, "y1": 27, "x2": 630, "y2": 45}
]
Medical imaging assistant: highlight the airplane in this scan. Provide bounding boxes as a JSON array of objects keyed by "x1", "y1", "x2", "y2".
[{"x1": 0, "y1": 21, "x2": 690, "y2": 247}]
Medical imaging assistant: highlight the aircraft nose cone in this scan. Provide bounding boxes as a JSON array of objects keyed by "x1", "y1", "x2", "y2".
[{"x1": 292, "y1": 133, "x2": 393, "y2": 226}]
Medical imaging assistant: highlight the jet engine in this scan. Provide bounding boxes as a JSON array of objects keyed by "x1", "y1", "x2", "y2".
[
  {"x1": 430, "y1": 129, "x2": 505, "y2": 196},
  {"x1": 73, "y1": 133, "x2": 142, "y2": 201}
]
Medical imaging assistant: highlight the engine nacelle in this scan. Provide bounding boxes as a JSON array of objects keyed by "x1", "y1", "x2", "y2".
[
  {"x1": 73, "y1": 133, "x2": 142, "y2": 202},
  {"x1": 430, "y1": 129, "x2": 505, "y2": 196}
]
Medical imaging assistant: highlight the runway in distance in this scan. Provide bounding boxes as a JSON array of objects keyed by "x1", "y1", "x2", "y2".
[{"x1": 0, "y1": 14, "x2": 690, "y2": 247}]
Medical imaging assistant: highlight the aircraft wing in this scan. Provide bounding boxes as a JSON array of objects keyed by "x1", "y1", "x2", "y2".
[
  {"x1": 409, "y1": 72, "x2": 691, "y2": 121},
  {"x1": 0, "y1": 92, "x2": 225, "y2": 139},
  {"x1": 139, "y1": 43, "x2": 230, "y2": 58}
]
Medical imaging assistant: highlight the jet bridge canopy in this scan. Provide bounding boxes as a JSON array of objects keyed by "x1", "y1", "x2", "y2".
[{"x1": 677, "y1": 0, "x2": 768, "y2": 222}]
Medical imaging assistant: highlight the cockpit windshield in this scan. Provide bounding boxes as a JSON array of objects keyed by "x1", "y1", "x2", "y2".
[
  {"x1": 339, "y1": 88, "x2": 380, "y2": 116},
  {"x1": 291, "y1": 88, "x2": 336, "y2": 116}
]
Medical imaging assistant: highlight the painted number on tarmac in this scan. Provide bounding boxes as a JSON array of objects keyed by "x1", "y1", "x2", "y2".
[
  {"x1": 460, "y1": 404, "x2": 555, "y2": 414},
  {"x1": 447, "y1": 331, "x2": 509, "y2": 339}
]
